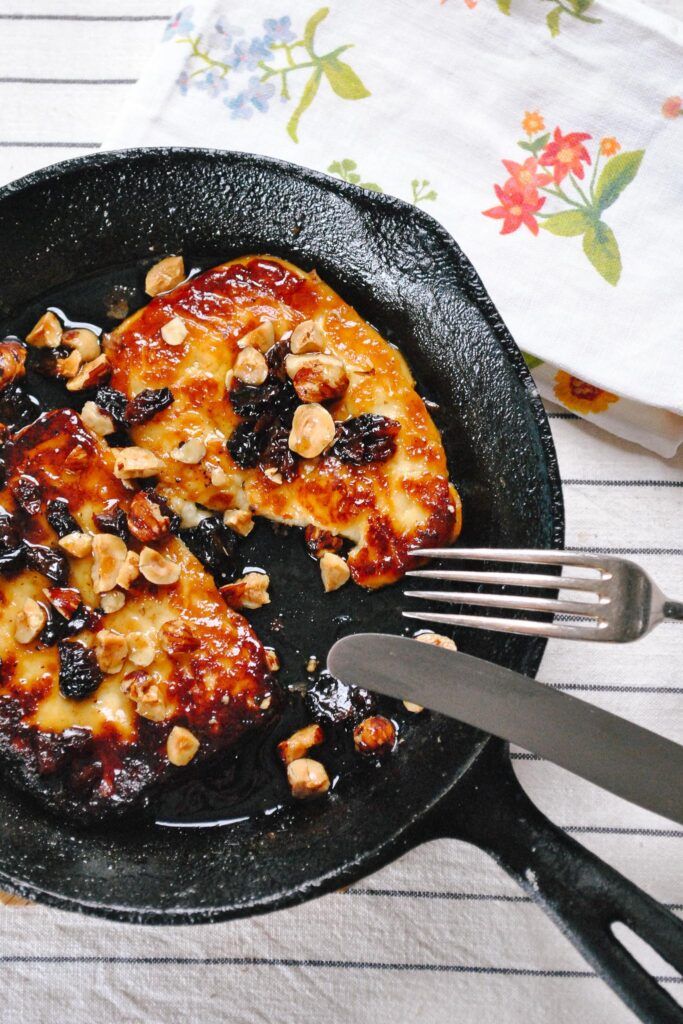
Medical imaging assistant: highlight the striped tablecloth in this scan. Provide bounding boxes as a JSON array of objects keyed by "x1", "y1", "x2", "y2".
[{"x1": 0, "y1": 4, "x2": 681, "y2": 1022}]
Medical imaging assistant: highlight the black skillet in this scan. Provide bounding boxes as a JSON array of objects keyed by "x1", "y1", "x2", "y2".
[{"x1": 0, "y1": 150, "x2": 680, "y2": 1024}]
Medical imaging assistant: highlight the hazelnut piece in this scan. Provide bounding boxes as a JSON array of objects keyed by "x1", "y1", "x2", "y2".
[
  {"x1": 116, "y1": 550, "x2": 140, "y2": 590},
  {"x1": 55, "y1": 350, "x2": 83, "y2": 380},
  {"x1": 403, "y1": 700, "x2": 424, "y2": 714},
  {"x1": 285, "y1": 353, "x2": 348, "y2": 404},
  {"x1": 101, "y1": 590, "x2": 126, "y2": 614},
  {"x1": 43, "y1": 586, "x2": 81, "y2": 620},
  {"x1": 319, "y1": 551, "x2": 350, "y2": 592},
  {"x1": 113, "y1": 446, "x2": 164, "y2": 480},
  {"x1": 171, "y1": 438, "x2": 207, "y2": 465},
  {"x1": 65, "y1": 353, "x2": 111, "y2": 392},
  {"x1": 160, "y1": 315, "x2": 188, "y2": 346},
  {"x1": 14, "y1": 598, "x2": 47, "y2": 644},
  {"x1": 160, "y1": 618, "x2": 200, "y2": 656},
  {"x1": 289, "y1": 320, "x2": 325, "y2": 355},
  {"x1": 277, "y1": 723, "x2": 324, "y2": 766},
  {"x1": 95, "y1": 629, "x2": 128, "y2": 674},
  {"x1": 62, "y1": 328, "x2": 100, "y2": 363},
  {"x1": 233, "y1": 346, "x2": 268, "y2": 385},
  {"x1": 167, "y1": 725, "x2": 200, "y2": 766},
  {"x1": 223, "y1": 509, "x2": 254, "y2": 537},
  {"x1": 145, "y1": 255, "x2": 185, "y2": 297},
  {"x1": 415, "y1": 632, "x2": 457, "y2": 651},
  {"x1": 127, "y1": 492, "x2": 170, "y2": 543},
  {"x1": 286, "y1": 758, "x2": 330, "y2": 799},
  {"x1": 26, "y1": 311, "x2": 61, "y2": 349},
  {"x1": 288, "y1": 403, "x2": 335, "y2": 458},
  {"x1": 264, "y1": 648, "x2": 280, "y2": 672},
  {"x1": 81, "y1": 401, "x2": 115, "y2": 437},
  {"x1": 126, "y1": 673, "x2": 173, "y2": 722},
  {"x1": 127, "y1": 631, "x2": 156, "y2": 667},
  {"x1": 237, "y1": 321, "x2": 275, "y2": 353},
  {"x1": 220, "y1": 572, "x2": 270, "y2": 610},
  {"x1": 353, "y1": 716, "x2": 396, "y2": 756},
  {"x1": 91, "y1": 534, "x2": 127, "y2": 593},
  {"x1": 58, "y1": 532, "x2": 92, "y2": 558},
  {"x1": 139, "y1": 546, "x2": 181, "y2": 586}
]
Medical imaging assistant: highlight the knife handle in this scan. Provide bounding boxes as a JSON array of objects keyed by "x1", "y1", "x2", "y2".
[{"x1": 429, "y1": 742, "x2": 683, "y2": 1024}]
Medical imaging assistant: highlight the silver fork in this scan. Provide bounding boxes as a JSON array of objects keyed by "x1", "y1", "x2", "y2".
[{"x1": 404, "y1": 548, "x2": 683, "y2": 642}]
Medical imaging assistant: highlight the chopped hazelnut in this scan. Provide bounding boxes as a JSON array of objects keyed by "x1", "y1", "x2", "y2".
[
  {"x1": 126, "y1": 673, "x2": 173, "y2": 722},
  {"x1": 58, "y1": 531, "x2": 92, "y2": 558},
  {"x1": 26, "y1": 311, "x2": 61, "y2": 349},
  {"x1": 220, "y1": 571, "x2": 270, "y2": 610},
  {"x1": 223, "y1": 509, "x2": 254, "y2": 537},
  {"x1": 304, "y1": 526, "x2": 343, "y2": 559},
  {"x1": 113, "y1": 446, "x2": 164, "y2": 480},
  {"x1": 65, "y1": 353, "x2": 111, "y2": 392},
  {"x1": 160, "y1": 618, "x2": 200, "y2": 656},
  {"x1": 81, "y1": 400, "x2": 115, "y2": 437},
  {"x1": 233, "y1": 346, "x2": 268, "y2": 385},
  {"x1": 210, "y1": 466, "x2": 230, "y2": 488},
  {"x1": 91, "y1": 533, "x2": 127, "y2": 593},
  {"x1": 43, "y1": 586, "x2": 81, "y2": 620},
  {"x1": 166, "y1": 496, "x2": 211, "y2": 529},
  {"x1": 145, "y1": 255, "x2": 185, "y2": 297},
  {"x1": 167, "y1": 725, "x2": 200, "y2": 766},
  {"x1": 139, "y1": 546, "x2": 181, "y2": 586},
  {"x1": 95, "y1": 629, "x2": 128, "y2": 674},
  {"x1": 101, "y1": 589, "x2": 126, "y2": 614},
  {"x1": 263, "y1": 467, "x2": 283, "y2": 485},
  {"x1": 264, "y1": 647, "x2": 280, "y2": 672},
  {"x1": 319, "y1": 551, "x2": 350, "y2": 592},
  {"x1": 160, "y1": 315, "x2": 188, "y2": 346},
  {"x1": 171, "y1": 437, "x2": 207, "y2": 465},
  {"x1": 237, "y1": 321, "x2": 275, "y2": 353},
  {"x1": 0, "y1": 340, "x2": 26, "y2": 390},
  {"x1": 62, "y1": 328, "x2": 100, "y2": 363},
  {"x1": 127, "y1": 491, "x2": 170, "y2": 543},
  {"x1": 288, "y1": 403, "x2": 335, "y2": 458},
  {"x1": 55, "y1": 350, "x2": 83, "y2": 379},
  {"x1": 415, "y1": 632, "x2": 457, "y2": 651},
  {"x1": 127, "y1": 630, "x2": 156, "y2": 667},
  {"x1": 14, "y1": 597, "x2": 47, "y2": 644},
  {"x1": 116, "y1": 550, "x2": 140, "y2": 590},
  {"x1": 277, "y1": 723, "x2": 323, "y2": 765},
  {"x1": 64, "y1": 446, "x2": 89, "y2": 473},
  {"x1": 353, "y1": 716, "x2": 396, "y2": 755},
  {"x1": 286, "y1": 758, "x2": 330, "y2": 799},
  {"x1": 306, "y1": 655, "x2": 318, "y2": 673},
  {"x1": 285, "y1": 352, "x2": 348, "y2": 404},
  {"x1": 289, "y1": 320, "x2": 325, "y2": 354},
  {"x1": 403, "y1": 700, "x2": 424, "y2": 714}
]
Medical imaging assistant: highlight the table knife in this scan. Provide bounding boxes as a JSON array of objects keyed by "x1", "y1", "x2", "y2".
[{"x1": 327, "y1": 633, "x2": 683, "y2": 826}]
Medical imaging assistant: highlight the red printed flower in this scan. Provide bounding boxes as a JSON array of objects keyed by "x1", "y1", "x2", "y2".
[
  {"x1": 501, "y1": 157, "x2": 552, "y2": 191},
  {"x1": 483, "y1": 182, "x2": 545, "y2": 236},
  {"x1": 540, "y1": 128, "x2": 592, "y2": 184}
]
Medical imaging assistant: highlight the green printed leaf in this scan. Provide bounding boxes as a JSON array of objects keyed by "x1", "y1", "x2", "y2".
[
  {"x1": 322, "y1": 57, "x2": 370, "y2": 99},
  {"x1": 287, "y1": 69, "x2": 322, "y2": 143},
  {"x1": 583, "y1": 221, "x2": 621, "y2": 286},
  {"x1": 360, "y1": 181, "x2": 383, "y2": 192},
  {"x1": 327, "y1": 160, "x2": 344, "y2": 176},
  {"x1": 347, "y1": 172, "x2": 360, "y2": 184},
  {"x1": 517, "y1": 132, "x2": 550, "y2": 156},
  {"x1": 303, "y1": 7, "x2": 329, "y2": 55},
  {"x1": 594, "y1": 150, "x2": 644, "y2": 212},
  {"x1": 546, "y1": 7, "x2": 562, "y2": 36},
  {"x1": 497, "y1": 0, "x2": 512, "y2": 13},
  {"x1": 541, "y1": 211, "x2": 590, "y2": 236},
  {"x1": 341, "y1": 158, "x2": 357, "y2": 171},
  {"x1": 523, "y1": 352, "x2": 544, "y2": 370}
]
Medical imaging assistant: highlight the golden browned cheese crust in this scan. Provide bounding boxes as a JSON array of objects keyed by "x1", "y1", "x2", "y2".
[
  {"x1": 104, "y1": 256, "x2": 461, "y2": 587},
  {"x1": 0, "y1": 409, "x2": 276, "y2": 819}
]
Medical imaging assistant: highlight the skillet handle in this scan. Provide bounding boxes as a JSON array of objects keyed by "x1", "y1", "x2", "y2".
[{"x1": 427, "y1": 742, "x2": 683, "y2": 1024}]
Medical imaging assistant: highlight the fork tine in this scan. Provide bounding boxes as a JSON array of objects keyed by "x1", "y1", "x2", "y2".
[
  {"x1": 405, "y1": 569, "x2": 598, "y2": 591},
  {"x1": 402, "y1": 609, "x2": 607, "y2": 640},
  {"x1": 405, "y1": 589, "x2": 605, "y2": 618},
  {"x1": 409, "y1": 547, "x2": 609, "y2": 572}
]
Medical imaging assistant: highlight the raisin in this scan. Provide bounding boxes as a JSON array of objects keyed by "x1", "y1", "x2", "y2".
[
  {"x1": 40, "y1": 603, "x2": 101, "y2": 647},
  {"x1": 94, "y1": 505, "x2": 129, "y2": 542},
  {"x1": 0, "y1": 513, "x2": 24, "y2": 574},
  {"x1": 226, "y1": 419, "x2": 269, "y2": 469},
  {"x1": 0, "y1": 383, "x2": 41, "y2": 430},
  {"x1": 144, "y1": 490, "x2": 181, "y2": 534},
  {"x1": 229, "y1": 342, "x2": 297, "y2": 424},
  {"x1": 58, "y1": 640, "x2": 103, "y2": 700},
  {"x1": 10, "y1": 474, "x2": 42, "y2": 515},
  {"x1": 328, "y1": 414, "x2": 400, "y2": 465},
  {"x1": 94, "y1": 385, "x2": 128, "y2": 427},
  {"x1": 46, "y1": 497, "x2": 79, "y2": 538},
  {"x1": 260, "y1": 423, "x2": 296, "y2": 482},
  {"x1": 180, "y1": 515, "x2": 238, "y2": 586},
  {"x1": 305, "y1": 675, "x2": 377, "y2": 726},
  {"x1": 123, "y1": 386, "x2": 174, "y2": 427},
  {"x1": 24, "y1": 543, "x2": 69, "y2": 584}
]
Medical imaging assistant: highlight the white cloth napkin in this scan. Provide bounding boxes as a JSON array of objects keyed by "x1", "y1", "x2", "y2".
[{"x1": 103, "y1": 0, "x2": 683, "y2": 456}]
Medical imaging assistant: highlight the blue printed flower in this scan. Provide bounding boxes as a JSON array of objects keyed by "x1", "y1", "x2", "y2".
[
  {"x1": 206, "y1": 17, "x2": 242, "y2": 52},
  {"x1": 176, "y1": 69, "x2": 191, "y2": 95},
  {"x1": 263, "y1": 17, "x2": 296, "y2": 45},
  {"x1": 163, "y1": 5, "x2": 194, "y2": 41},
  {"x1": 229, "y1": 36, "x2": 272, "y2": 73},
  {"x1": 195, "y1": 67, "x2": 228, "y2": 98},
  {"x1": 225, "y1": 76, "x2": 275, "y2": 119}
]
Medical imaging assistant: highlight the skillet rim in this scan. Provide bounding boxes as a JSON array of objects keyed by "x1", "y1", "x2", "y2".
[{"x1": 0, "y1": 147, "x2": 564, "y2": 923}]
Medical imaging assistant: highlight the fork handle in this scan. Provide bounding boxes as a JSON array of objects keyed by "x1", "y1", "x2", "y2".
[{"x1": 664, "y1": 600, "x2": 683, "y2": 621}]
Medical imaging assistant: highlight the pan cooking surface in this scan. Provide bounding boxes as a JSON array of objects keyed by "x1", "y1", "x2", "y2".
[{"x1": 0, "y1": 150, "x2": 562, "y2": 921}]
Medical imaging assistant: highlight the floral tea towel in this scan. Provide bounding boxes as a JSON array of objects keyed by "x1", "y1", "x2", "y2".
[{"x1": 103, "y1": 0, "x2": 683, "y2": 456}]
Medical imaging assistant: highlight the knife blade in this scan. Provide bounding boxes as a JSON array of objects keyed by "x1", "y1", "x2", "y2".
[{"x1": 327, "y1": 633, "x2": 683, "y2": 827}]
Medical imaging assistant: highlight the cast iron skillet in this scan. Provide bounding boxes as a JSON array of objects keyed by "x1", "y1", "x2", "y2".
[{"x1": 0, "y1": 150, "x2": 681, "y2": 1023}]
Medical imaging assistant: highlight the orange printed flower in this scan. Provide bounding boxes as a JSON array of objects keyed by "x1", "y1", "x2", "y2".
[
  {"x1": 522, "y1": 111, "x2": 545, "y2": 136},
  {"x1": 540, "y1": 128, "x2": 592, "y2": 184},
  {"x1": 502, "y1": 157, "x2": 552, "y2": 191},
  {"x1": 599, "y1": 137, "x2": 620, "y2": 156},
  {"x1": 553, "y1": 371, "x2": 619, "y2": 415},
  {"x1": 662, "y1": 96, "x2": 682, "y2": 119},
  {"x1": 483, "y1": 182, "x2": 545, "y2": 236}
]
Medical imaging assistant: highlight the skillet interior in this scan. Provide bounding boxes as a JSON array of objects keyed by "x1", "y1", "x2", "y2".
[{"x1": 0, "y1": 149, "x2": 563, "y2": 922}]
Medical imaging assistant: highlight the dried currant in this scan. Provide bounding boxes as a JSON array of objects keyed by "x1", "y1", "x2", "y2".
[
  {"x1": 305, "y1": 675, "x2": 377, "y2": 726},
  {"x1": 260, "y1": 423, "x2": 296, "y2": 482},
  {"x1": 10, "y1": 474, "x2": 42, "y2": 515},
  {"x1": 180, "y1": 515, "x2": 238, "y2": 586},
  {"x1": 40, "y1": 603, "x2": 101, "y2": 648},
  {"x1": 226, "y1": 419, "x2": 269, "y2": 469},
  {"x1": 58, "y1": 640, "x2": 103, "y2": 700},
  {"x1": 93, "y1": 505, "x2": 129, "y2": 542},
  {"x1": 229, "y1": 342, "x2": 297, "y2": 424},
  {"x1": 123, "y1": 387, "x2": 174, "y2": 427},
  {"x1": 0, "y1": 383, "x2": 41, "y2": 431},
  {"x1": 0, "y1": 513, "x2": 25, "y2": 574},
  {"x1": 328, "y1": 414, "x2": 400, "y2": 465},
  {"x1": 94, "y1": 385, "x2": 128, "y2": 427},
  {"x1": 24, "y1": 543, "x2": 69, "y2": 584},
  {"x1": 46, "y1": 498, "x2": 80, "y2": 538}
]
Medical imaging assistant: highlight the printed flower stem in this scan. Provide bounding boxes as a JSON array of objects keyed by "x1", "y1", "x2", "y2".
[{"x1": 177, "y1": 35, "x2": 231, "y2": 78}]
